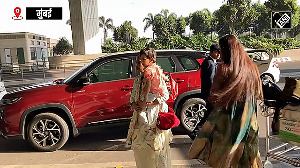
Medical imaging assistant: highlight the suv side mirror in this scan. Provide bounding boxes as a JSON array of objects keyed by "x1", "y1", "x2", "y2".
[{"x1": 78, "y1": 76, "x2": 90, "y2": 86}]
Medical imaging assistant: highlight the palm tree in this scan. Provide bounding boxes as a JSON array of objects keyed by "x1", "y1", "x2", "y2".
[
  {"x1": 143, "y1": 13, "x2": 155, "y2": 39},
  {"x1": 160, "y1": 9, "x2": 169, "y2": 18},
  {"x1": 158, "y1": 9, "x2": 177, "y2": 20},
  {"x1": 99, "y1": 16, "x2": 114, "y2": 43},
  {"x1": 158, "y1": 9, "x2": 177, "y2": 37}
]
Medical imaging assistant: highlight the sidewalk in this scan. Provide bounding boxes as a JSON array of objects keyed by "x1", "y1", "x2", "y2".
[
  {"x1": 0, "y1": 160, "x2": 206, "y2": 168},
  {"x1": 0, "y1": 134, "x2": 208, "y2": 168},
  {"x1": 277, "y1": 48, "x2": 300, "y2": 61}
]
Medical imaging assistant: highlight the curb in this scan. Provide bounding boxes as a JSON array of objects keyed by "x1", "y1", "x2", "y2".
[
  {"x1": 274, "y1": 57, "x2": 292, "y2": 62},
  {"x1": 0, "y1": 160, "x2": 207, "y2": 168}
]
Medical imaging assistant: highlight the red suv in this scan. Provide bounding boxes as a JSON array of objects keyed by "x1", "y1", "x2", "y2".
[{"x1": 0, "y1": 50, "x2": 207, "y2": 151}]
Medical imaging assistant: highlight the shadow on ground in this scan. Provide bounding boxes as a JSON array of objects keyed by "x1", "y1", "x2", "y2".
[
  {"x1": 0, "y1": 123, "x2": 130, "y2": 153},
  {"x1": 0, "y1": 122, "x2": 188, "y2": 153}
]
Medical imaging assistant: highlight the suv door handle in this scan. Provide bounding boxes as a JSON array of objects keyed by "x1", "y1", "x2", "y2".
[
  {"x1": 175, "y1": 79, "x2": 185, "y2": 83},
  {"x1": 121, "y1": 85, "x2": 133, "y2": 91}
]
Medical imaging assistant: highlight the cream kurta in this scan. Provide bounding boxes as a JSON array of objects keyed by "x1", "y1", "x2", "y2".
[{"x1": 126, "y1": 72, "x2": 172, "y2": 168}]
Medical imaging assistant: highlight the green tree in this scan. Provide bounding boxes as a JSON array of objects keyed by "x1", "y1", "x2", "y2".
[
  {"x1": 130, "y1": 38, "x2": 150, "y2": 51},
  {"x1": 152, "y1": 9, "x2": 179, "y2": 39},
  {"x1": 213, "y1": 5, "x2": 233, "y2": 36},
  {"x1": 189, "y1": 9, "x2": 212, "y2": 35},
  {"x1": 188, "y1": 33, "x2": 213, "y2": 50},
  {"x1": 113, "y1": 21, "x2": 138, "y2": 43},
  {"x1": 166, "y1": 13, "x2": 177, "y2": 37},
  {"x1": 175, "y1": 16, "x2": 187, "y2": 36},
  {"x1": 214, "y1": 0, "x2": 259, "y2": 36},
  {"x1": 159, "y1": 9, "x2": 172, "y2": 18},
  {"x1": 153, "y1": 14, "x2": 168, "y2": 38},
  {"x1": 252, "y1": 2, "x2": 268, "y2": 36},
  {"x1": 143, "y1": 13, "x2": 155, "y2": 39},
  {"x1": 98, "y1": 16, "x2": 114, "y2": 43},
  {"x1": 53, "y1": 37, "x2": 73, "y2": 55}
]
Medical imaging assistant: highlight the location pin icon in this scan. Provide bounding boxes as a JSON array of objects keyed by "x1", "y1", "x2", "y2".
[{"x1": 14, "y1": 7, "x2": 21, "y2": 18}]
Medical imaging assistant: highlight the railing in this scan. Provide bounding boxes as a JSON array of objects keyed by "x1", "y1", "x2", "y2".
[{"x1": 1, "y1": 58, "x2": 95, "y2": 91}]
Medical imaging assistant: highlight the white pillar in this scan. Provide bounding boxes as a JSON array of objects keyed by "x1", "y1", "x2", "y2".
[
  {"x1": 68, "y1": 0, "x2": 100, "y2": 55},
  {"x1": 85, "y1": 32, "x2": 102, "y2": 54}
]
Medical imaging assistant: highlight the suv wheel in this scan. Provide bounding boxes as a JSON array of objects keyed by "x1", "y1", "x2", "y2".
[
  {"x1": 179, "y1": 98, "x2": 206, "y2": 132},
  {"x1": 27, "y1": 113, "x2": 69, "y2": 152}
]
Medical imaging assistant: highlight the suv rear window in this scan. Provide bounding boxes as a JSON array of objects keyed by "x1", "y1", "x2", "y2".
[{"x1": 177, "y1": 56, "x2": 199, "y2": 71}]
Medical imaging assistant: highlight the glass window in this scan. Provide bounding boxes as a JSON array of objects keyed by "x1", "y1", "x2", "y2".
[
  {"x1": 177, "y1": 56, "x2": 198, "y2": 71},
  {"x1": 37, "y1": 41, "x2": 40, "y2": 45},
  {"x1": 156, "y1": 57, "x2": 175, "y2": 73},
  {"x1": 31, "y1": 41, "x2": 34, "y2": 45},
  {"x1": 30, "y1": 47, "x2": 36, "y2": 60},
  {"x1": 88, "y1": 59, "x2": 131, "y2": 83}
]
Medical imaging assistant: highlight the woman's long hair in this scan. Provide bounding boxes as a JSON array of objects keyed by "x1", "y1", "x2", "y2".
[{"x1": 208, "y1": 35, "x2": 263, "y2": 109}]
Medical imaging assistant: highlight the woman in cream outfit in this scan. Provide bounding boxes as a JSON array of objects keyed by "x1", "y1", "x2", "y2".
[{"x1": 126, "y1": 49, "x2": 172, "y2": 168}]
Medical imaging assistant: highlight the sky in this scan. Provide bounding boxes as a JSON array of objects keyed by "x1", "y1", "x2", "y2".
[{"x1": 0, "y1": 0, "x2": 299, "y2": 44}]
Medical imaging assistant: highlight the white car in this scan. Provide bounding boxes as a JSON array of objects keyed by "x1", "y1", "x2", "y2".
[
  {"x1": 0, "y1": 81, "x2": 7, "y2": 100},
  {"x1": 246, "y1": 49, "x2": 280, "y2": 83}
]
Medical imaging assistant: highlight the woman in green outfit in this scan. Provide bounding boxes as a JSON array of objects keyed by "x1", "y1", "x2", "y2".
[{"x1": 189, "y1": 34, "x2": 263, "y2": 168}]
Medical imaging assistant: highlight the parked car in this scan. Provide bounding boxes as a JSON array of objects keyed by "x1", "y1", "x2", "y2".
[
  {"x1": 245, "y1": 49, "x2": 280, "y2": 83},
  {"x1": 203, "y1": 49, "x2": 280, "y2": 83},
  {"x1": 0, "y1": 50, "x2": 207, "y2": 151}
]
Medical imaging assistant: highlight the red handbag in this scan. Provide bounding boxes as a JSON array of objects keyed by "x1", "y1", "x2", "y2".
[{"x1": 157, "y1": 107, "x2": 180, "y2": 130}]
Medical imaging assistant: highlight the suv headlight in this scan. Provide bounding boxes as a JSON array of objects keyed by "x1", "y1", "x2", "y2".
[{"x1": 1, "y1": 97, "x2": 22, "y2": 105}]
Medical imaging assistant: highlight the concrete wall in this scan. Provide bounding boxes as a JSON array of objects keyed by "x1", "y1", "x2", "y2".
[{"x1": 48, "y1": 53, "x2": 106, "y2": 68}]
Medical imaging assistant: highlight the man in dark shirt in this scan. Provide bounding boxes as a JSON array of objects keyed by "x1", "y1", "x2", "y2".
[{"x1": 188, "y1": 44, "x2": 220, "y2": 140}]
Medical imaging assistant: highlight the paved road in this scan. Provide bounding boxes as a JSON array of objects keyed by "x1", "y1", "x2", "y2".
[
  {"x1": 0, "y1": 61, "x2": 299, "y2": 167},
  {"x1": 2, "y1": 67, "x2": 78, "y2": 91},
  {"x1": 278, "y1": 61, "x2": 300, "y2": 85},
  {"x1": 0, "y1": 123, "x2": 204, "y2": 168}
]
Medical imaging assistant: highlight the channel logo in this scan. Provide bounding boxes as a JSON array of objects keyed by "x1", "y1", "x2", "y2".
[
  {"x1": 271, "y1": 11, "x2": 292, "y2": 29},
  {"x1": 26, "y1": 7, "x2": 62, "y2": 20},
  {"x1": 12, "y1": 7, "x2": 23, "y2": 20}
]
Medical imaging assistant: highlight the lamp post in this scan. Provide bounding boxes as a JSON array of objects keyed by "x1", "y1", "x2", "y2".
[
  {"x1": 211, "y1": 20, "x2": 216, "y2": 41},
  {"x1": 249, "y1": 26, "x2": 254, "y2": 37}
]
